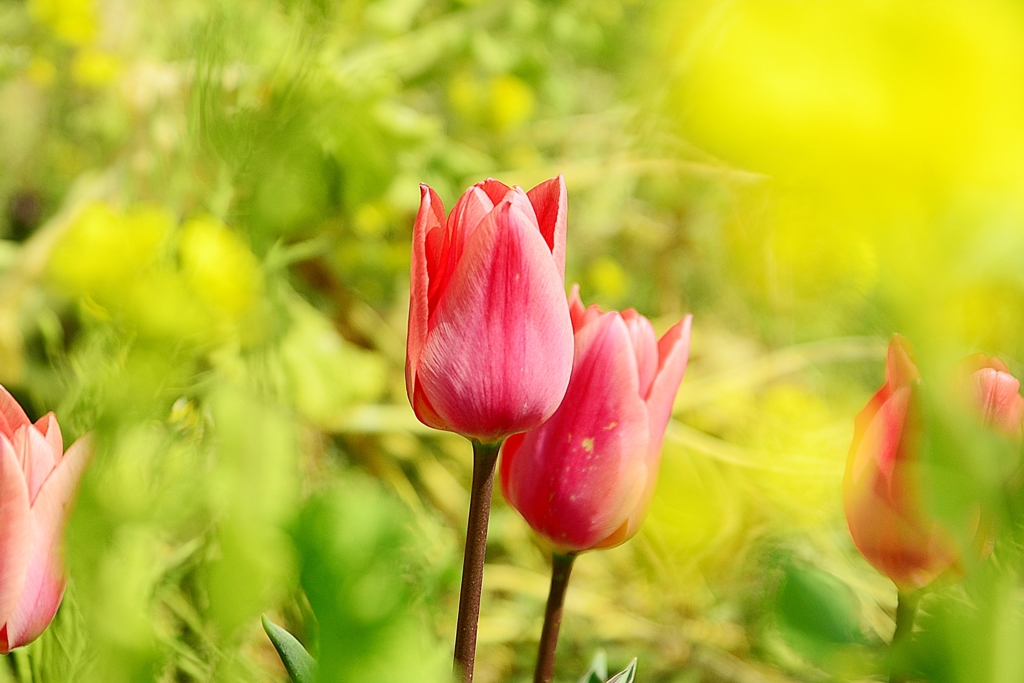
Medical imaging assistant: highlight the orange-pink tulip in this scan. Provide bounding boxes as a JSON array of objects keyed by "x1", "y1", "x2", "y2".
[
  {"x1": 844, "y1": 337, "x2": 1024, "y2": 589},
  {"x1": 0, "y1": 386, "x2": 90, "y2": 652},
  {"x1": 500, "y1": 287, "x2": 692, "y2": 552},
  {"x1": 406, "y1": 177, "x2": 574, "y2": 444}
]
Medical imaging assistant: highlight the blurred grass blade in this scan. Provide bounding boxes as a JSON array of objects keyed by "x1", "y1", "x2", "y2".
[
  {"x1": 577, "y1": 650, "x2": 608, "y2": 683},
  {"x1": 262, "y1": 615, "x2": 317, "y2": 683},
  {"x1": 606, "y1": 658, "x2": 637, "y2": 683}
]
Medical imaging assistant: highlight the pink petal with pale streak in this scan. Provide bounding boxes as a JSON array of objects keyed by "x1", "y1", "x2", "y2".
[
  {"x1": 417, "y1": 200, "x2": 573, "y2": 442},
  {"x1": 973, "y1": 368, "x2": 1024, "y2": 436},
  {"x1": 526, "y1": 175, "x2": 567, "y2": 279},
  {"x1": 0, "y1": 386, "x2": 30, "y2": 441},
  {"x1": 34, "y1": 414, "x2": 63, "y2": 463},
  {"x1": 643, "y1": 316, "x2": 693, "y2": 451},
  {"x1": 406, "y1": 184, "x2": 445, "y2": 410},
  {"x1": 609, "y1": 316, "x2": 693, "y2": 545},
  {"x1": 3, "y1": 436, "x2": 91, "y2": 652},
  {"x1": 21, "y1": 425, "x2": 58, "y2": 504},
  {"x1": 502, "y1": 313, "x2": 650, "y2": 552},
  {"x1": 567, "y1": 285, "x2": 603, "y2": 332},
  {"x1": 427, "y1": 186, "x2": 495, "y2": 316},
  {"x1": 621, "y1": 310, "x2": 658, "y2": 400},
  {"x1": 0, "y1": 436, "x2": 31, "y2": 630}
]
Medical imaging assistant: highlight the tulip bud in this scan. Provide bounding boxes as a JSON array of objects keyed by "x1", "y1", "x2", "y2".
[
  {"x1": 405, "y1": 177, "x2": 575, "y2": 443},
  {"x1": 843, "y1": 336, "x2": 962, "y2": 589},
  {"x1": 500, "y1": 287, "x2": 692, "y2": 552},
  {"x1": 0, "y1": 386, "x2": 91, "y2": 652}
]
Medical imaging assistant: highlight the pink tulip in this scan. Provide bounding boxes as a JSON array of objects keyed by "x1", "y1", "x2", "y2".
[
  {"x1": 844, "y1": 336, "x2": 963, "y2": 589},
  {"x1": 500, "y1": 287, "x2": 692, "y2": 552},
  {"x1": 959, "y1": 354, "x2": 1024, "y2": 439},
  {"x1": 0, "y1": 385, "x2": 90, "y2": 652},
  {"x1": 406, "y1": 177, "x2": 575, "y2": 443}
]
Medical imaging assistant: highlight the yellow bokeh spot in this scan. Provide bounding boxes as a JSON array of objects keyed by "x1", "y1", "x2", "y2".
[
  {"x1": 72, "y1": 49, "x2": 120, "y2": 87},
  {"x1": 489, "y1": 75, "x2": 534, "y2": 133},
  {"x1": 28, "y1": 0, "x2": 97, "y2": 46},
  {"x1": 587, "y1": 256, "x2": 629, "y2": 303},
  {"x1": 26, "y1": 58, "x2": 57, "y2": 87},
  {"x1": 179, "y1": 217, "x2": 263, "y2": 321}
]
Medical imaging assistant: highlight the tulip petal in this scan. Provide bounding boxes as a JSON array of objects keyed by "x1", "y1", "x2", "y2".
[
  {"x1": 526, "y1": 175, "x2": 567, "y2": 278},
  {"x1": 886, "y1": 334, "x2": 919, "y2": 389},
  {"x1": 428, "y1": 187, "x2": 495, "y2": 316},
  {"x1": 0, "y1": 386, "x2": 30, "y2": 441},
  {"x1": 417, "y1": 200, "x2": 574, "y2": 442},
  {"x1": 34, "y1": 414, "x2": 63, "y2": 463},
  {"x1": 406, "y1": 185, "x2": 445, "y2": 408},
  {"x1": 621, "y1": 310, "x2": 659, "y2": 400},
  {"x1": 502, "y1": 313, "x2": 649, "y2": 551},
  {"x1": 567, "y1": 285, "x2": 604, "y2": 333},
  {"x1": 644, "y1": 316, "x2": 693, "y2": 449},
  {"x1": 974, "y1": 367, "x2": 1024, "y2": 436},
  {"x1": 3, "y1": 436, "x2": 91, "y2": 651},
  {"x1": 477, "y1": 178, "x2": 512, "y2": 205},
  {"x1": 0, "y1": 436, "x2": 30, "y2": 633},
  {"x1": 23, "y1": 425, "x2": 58, "y2": 504}
]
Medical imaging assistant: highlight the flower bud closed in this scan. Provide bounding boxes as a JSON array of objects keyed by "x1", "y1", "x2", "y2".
[
  {"x1": 406, "y1": 177, "x2": 575, "y2": 443},
  {"x1": 0, "y1": 386, "x2": 90, "y2": 652},
  {"x1": 500, "y1": 288, "x2": 692, "y2": 552}
]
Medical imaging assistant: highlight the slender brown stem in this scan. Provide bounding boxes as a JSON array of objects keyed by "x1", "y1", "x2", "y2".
[
  {"x1": 889, "y1": 589, "x2": 921, "y2": 683},
  {"x1": 453, "y1": 440, "x2": 502, "y2": 683},
  {"x1": 534, "y1": 552, "x2": 578, "y2": 683}
]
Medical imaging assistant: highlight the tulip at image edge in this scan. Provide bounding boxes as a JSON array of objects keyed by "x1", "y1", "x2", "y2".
[
  {"x1": 500, "y1": 286, "x2": 692, "y2": 553},
  {"x1": 0, "y1": 385, "x2": 91, "y2": 652},
  {"x1": 843, "y1": 335, "x2": 1024, "y2": 590},
  {"x1": 405, "y1": 176, "x2": 575, "y2": 444}
]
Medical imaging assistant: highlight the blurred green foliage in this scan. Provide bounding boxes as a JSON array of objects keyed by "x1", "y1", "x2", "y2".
[{"x1": 2, "y1": 0, "x2": 1024, "y2": 681}]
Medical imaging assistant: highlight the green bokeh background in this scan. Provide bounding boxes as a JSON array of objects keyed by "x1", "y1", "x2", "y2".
[{"x1": 2, "y1": 0, "x2": 1024, "y2": 680}]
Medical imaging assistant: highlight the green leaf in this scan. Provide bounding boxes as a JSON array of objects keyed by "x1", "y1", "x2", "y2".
[
  {"x1": 262, "y1": 615, "x2": 317, "y2": 683},
  {"x1": 606, "y1": 658, "x2": 637, "y2": 683},
  {"x1": 577, "y1": 650, "x2": 608, "y2": 683}
]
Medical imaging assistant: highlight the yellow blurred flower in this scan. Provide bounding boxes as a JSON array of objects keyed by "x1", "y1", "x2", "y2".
[
  {"x1": 489, "y1": 74, "x2": 534, "y2": 133},
  {"x1": 179, "y1": 217, "x2": 263, "y2": 322},
  {"x1": 26, "y1": 58, "x2": 57, "y2": 87},
  {"x1": 28, "y1": 0, "x2": 98, "y2": 46},
  {"x1": 72, "y1": 49, "x2": 120, "y2": 87}
]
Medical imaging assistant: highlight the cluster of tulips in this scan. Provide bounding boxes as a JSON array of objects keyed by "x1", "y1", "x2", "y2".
[
  {"x1": 406, "y1": 176, "x2": 693, "y2": 682},
  {"x1": 2, "y1": 175, "x2": 1023, "y2": 683},
  {"x1": 409, "y1": 175, "x2": 1024, "y2": 683}
]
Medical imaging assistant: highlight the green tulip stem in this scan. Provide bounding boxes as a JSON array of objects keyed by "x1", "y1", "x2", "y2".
[
  {"x1": 534, "y1": 551, "x2": 578, "y2": 683},
  {"x1": 889, "y1": 589, "x2": 921, "y2": 683},
  {"x1": 453, "y1": 439, "x2": 503, "y2": 683}
]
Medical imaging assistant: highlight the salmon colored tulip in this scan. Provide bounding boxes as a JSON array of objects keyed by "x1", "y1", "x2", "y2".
[
  {"x1": 500, "y1": 287, "x2": 692, "y2": 552},
  {"x1": 406, "y1": 176, "x2": 574, "y2": 443},
  {"x1": 0, "y1": 385, "x2": 90, "y2": 652}
]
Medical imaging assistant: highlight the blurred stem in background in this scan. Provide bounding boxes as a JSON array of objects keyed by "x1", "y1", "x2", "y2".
[
  {"x1": 889, "y1": 589, "x2": 921, "y2": 683},
  {"x1": 534, "y1": 552, "x2": 577, "y2": 683},
  {"x1": 453, "y1": 440, "x2": 502, "y2": 683}
]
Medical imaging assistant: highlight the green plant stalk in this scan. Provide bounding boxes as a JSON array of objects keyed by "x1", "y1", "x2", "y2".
[
  {"x1": 889, "y1": 589, "x2": 921, "y2": 683},
  {"x1": 534, "y1": 552, "x2": 578, "y2": 683},
  {"x1": 453, "y1": 440, "x2": 502, "y2": 683}
]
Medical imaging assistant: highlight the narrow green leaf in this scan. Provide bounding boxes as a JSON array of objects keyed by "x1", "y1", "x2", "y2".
[
  {"x1": 262, "y1": 615, "x2": 317, "y2": 683},
  {"x1": 606, "y1": 658, "x2": 637, "y2": 683},
  {"x1": 577, "y1": 650, "x2": 608, "y2": 683}
]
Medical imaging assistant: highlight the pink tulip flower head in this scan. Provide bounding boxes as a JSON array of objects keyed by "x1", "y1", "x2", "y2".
[
  {"x1": 0, "y1": 386, "x2": 91, "y2": 652},
  {"x1": 500, "y1": 287, "x2": 692, "y2": 552},
  {"x1": 406, "y1": 176, "x2": 575, "y2": 444},
  {"x1": 843, "y1": 335, "x2": 961, "y2": 590},
  {"x1": 958, "y1": 354, "x2": 1024, "y2": 440}
]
